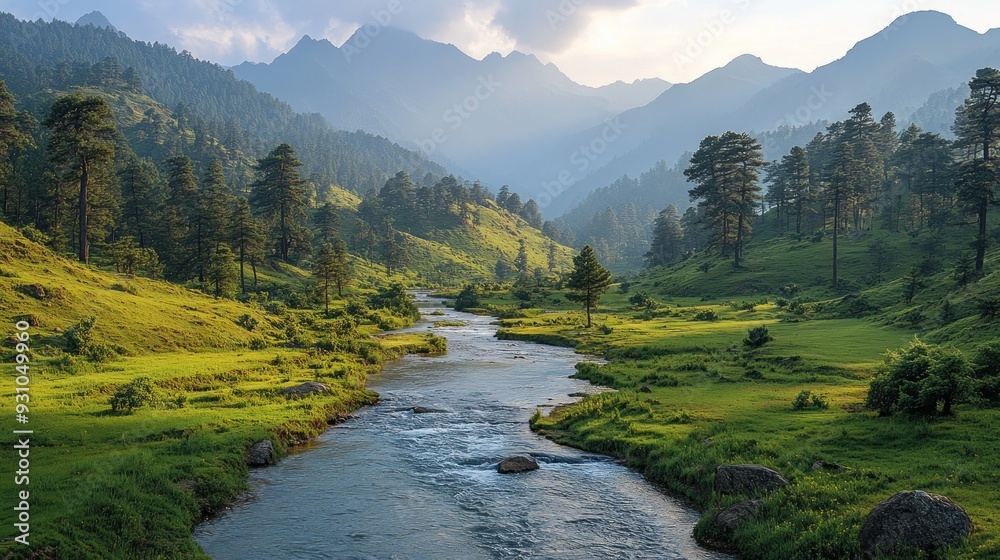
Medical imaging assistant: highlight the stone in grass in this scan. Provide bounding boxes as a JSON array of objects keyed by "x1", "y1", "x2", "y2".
[
  {"x1": 714, "y1": 464, "x2": 789, "y2": 496},
  {"x1": 860, "y1": 490, "x2": 972, "y2": 559},
  {"x1": 497, "y1": 456, "x2": 539, "y2": 474},
  {"x1": 247, "y1": 440, "x2": 275, "y2": 467},
  {"x1": 281, "y1": 382, "x2": 331, "y2": 396},
  {"x1": 702, "y1": 500, "x2": 765, "y2": 550}
]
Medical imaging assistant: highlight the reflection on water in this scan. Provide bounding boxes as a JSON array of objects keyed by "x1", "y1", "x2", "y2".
[{"x1": 194, "y1": 296, "x2": 733, "y2": 560}]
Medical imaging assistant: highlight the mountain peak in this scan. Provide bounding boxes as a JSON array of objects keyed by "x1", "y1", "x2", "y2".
[{"x1": 75, "y1": 10, "x2": 116, "y2": 32}]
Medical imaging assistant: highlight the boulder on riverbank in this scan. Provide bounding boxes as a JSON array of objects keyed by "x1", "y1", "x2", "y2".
[
  {"x1": 247, "y1": 440, "x2": 275, "y2": 466},
  {"x1": 497, "y1": 456, "x2": 539, "y2": 474},
  {"x1": 714, "y1": 464, "x2": 788, "y2": 496},
  {"x1": 701, "y1": 500, "x2": 765, "y2": 550},
  {"x1": 281, "y1": 382, "x2": 330, "y2": 396},
  {"x1": 860, "y1": 491, "x2": 972, "y2": 559}
]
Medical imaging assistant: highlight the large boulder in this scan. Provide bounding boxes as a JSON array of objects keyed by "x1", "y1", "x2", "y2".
[
  {"x1": 247, "y1": 440, "x2": 275, "y2": 466},
  {"x1": 714, "y1": 464, "x2": 789, "y2": 496},
  {"x1": 860, "y1": 491, "x2": 972, "y2": 559},
  {"x1": 281, "y1": 382, "x2": 330, "y2": 396},
  {"x1": 701, "y1": 500, "x2": 765, "y2": 549},
  {"x1": 497, "y1": 456, "x2": 539, "y2": 474}
]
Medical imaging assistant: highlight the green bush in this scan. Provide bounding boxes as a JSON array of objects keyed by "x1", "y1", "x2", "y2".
[
  {"x1": 454, "y1": 284, "x2": 481, "y2": 311},
  {"x1": 368, "y1": 282, "x2": 420, "y2": 320},
  {"x1": 236, "y1": 314, "x2": 259, "y2": 332},
  {"x1": 86, "y1": 343, "x2": 119, "y2": 363},
  {"x1": 694, "y1": 310, "x2": 719, "y2": 322},
  {"x1": 64, "y1": 316, "x2": 97, "y2": 355},
  {"x1": 110, "y1": 377, "x2": 155, "y2": 414},
  {"x1": 866, "y1": 340, "x2": 974, "y2": 417},
  {"x1": 743, "y1": 326, "x2": 773, "y2": 349}
]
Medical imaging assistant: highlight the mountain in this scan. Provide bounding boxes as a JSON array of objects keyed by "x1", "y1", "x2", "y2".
[
  {"x1": 549, "y1": 10, "x2": 1000, "y2": 220},
  {"x1": 516, "y1": 55, "x2": 801, "y2": 216},
  {"x1": 735, "y1": 11, "x2": 1000, "y2": 132},
  {"x1": 233, "y1": 29, "x2": 671, "y2": 186},
  {"x1": 75, "y1": 10, "x2": 116, "y2": 31},
  {"x1": 0, "y1": 13, "x2": 446, "y2": 194}
]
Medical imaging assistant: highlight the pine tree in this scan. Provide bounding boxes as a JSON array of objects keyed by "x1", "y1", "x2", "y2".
[
  {"x1": 118, "y1": 156, "x2": 160, "y2": 249},
  {"x1": 313, "y1": 202, "x2": 340, "y2": 245},
  {"x1": 646, "y1": 204, "x2": 684, "y2": 267},
  {"x1": 331, "y1": 238, "x2": 353, "y2": 298},
  {"x1": 229, "y1": 197, "x2": 266, "y2": 293},
  {"x1": 520, "y1": 199, "x2": 544, "y2": 229},
  {"x1": 250, "y1": 143, "x2": 309, "y2": 262},
  {"x1": 205, "y1": 244, "x2": 239, "y2": 298},
  {"x1": 565, "y1": 245, "x2": 613, "y2": 328},
  {"x1": 954, "y1": 68, "x2": 1000, "y2": 274},
  {"x1": 200, "y1": 158, "x2": 234, "y2": 253},
  {"x1": 0, "y1": 81, "x2": 34, "y2": 220},
  {"x1": 42, "y1": 94, "x2": 117, "y2": 263},
  {"x1": 313, "y1": 243, "x2": 338, "y2": 313},
  {"x1": 514, "y1": 238, "x2": 529, "y2": 275}
]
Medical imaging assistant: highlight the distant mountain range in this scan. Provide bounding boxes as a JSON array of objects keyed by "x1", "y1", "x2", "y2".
[
  {"x1": 232, "y1": 28, "x2": 670, "y2": 184},
  {"x1": 233, "y1": 11, "x2": 999, "y2": 217}
]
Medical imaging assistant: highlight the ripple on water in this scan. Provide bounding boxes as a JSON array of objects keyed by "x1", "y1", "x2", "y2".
[{"x1": 194, "y1": 299, "x2": 734, "y2": 560}]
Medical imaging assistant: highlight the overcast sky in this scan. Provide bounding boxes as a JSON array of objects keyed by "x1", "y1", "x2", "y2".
[{"x1": 2, "y1": 0, "x2": 999, "y2": 86}]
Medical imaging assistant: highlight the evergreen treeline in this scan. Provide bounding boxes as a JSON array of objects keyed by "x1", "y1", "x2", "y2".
[
  {"x1": 646, "y1": 68, "x2": 1000, "y2": 287},
  {"x1": 0, "y1": 13, "x2": 445, "y2": 193}
]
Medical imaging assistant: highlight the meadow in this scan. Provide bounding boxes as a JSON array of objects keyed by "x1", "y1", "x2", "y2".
[{"x1": 477, "y1": 285, "x2": 1000, "y2": 559}]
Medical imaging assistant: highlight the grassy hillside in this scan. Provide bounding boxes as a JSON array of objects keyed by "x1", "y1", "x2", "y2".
[
  {"x1": 325, "y1": 184, "x2": 575, "y2": 283},
  {"x1": 0, "y1": 223, "x2": 443, "y2": 558},
  {"x1": 478, "y1": 285, "x2": 1000, "y2": 559},
  {"x1": 0, "y1": 223, "x2": 265, "y2": 353}
]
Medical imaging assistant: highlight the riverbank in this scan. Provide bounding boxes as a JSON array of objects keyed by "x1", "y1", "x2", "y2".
[
  {"x1": 483, "y1": 291, "x2": 1000, "y2": 559},
  {"x1": 0, "y1": 325, "x2": 442, "y2": 559}
]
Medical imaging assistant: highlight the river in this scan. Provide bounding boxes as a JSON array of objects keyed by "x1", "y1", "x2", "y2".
[{"x1": 194, "y1": 295, "x2": 733, "y2": 559}]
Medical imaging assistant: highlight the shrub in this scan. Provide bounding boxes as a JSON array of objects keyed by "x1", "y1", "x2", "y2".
[
  {"x1": 743, "y1": 326, "x2": 773, "y2": 348},
  {"x1": 454, "y1": 284, "x2": 481, "y2": 311},
  {"x1": 236, "y1": 314, "x2": 259, "y2": 332},
  {"x1": 792, "y1": 390, "x2": 812, "y2": 410},
  {"x1": 973, "y1": 342, "x2": 1000, "y2": 402},
  {"x1": 110, "y1": 377, "x2": 155, "y2": 414},
  {"x1": 598, "y1": 323, "x2": 614, "y2": 335},
  {"x1": 248, "y1": 337, "x2": 268, "y2": 351},
  {"x1": 64, "y1": 317, "x2": 97, "y2": 355},
  {"x1": 694, "y1": 310, "x2": 719, "y2": 322},
  {"x1": 865, "y1": 340, "x2": 974, "y2": 417},
  {"x1": 264, "y1": 301, "x2": 287, "y2": 316},
  {"x1": 629, "y1": 292, "x2": 658, "y2": 310},
  {"x1": 792, "y1": 390, "x2": 828, "y2": 410},
  {"x1": 744, "y1": 369, "x2": 765, "y2": 380},
  {"x1": 368, "y1": 282, "x2": 420, "y2": 320},
  {"x1": 86, "y1": 343, "x2": 119, "y2": 363}
]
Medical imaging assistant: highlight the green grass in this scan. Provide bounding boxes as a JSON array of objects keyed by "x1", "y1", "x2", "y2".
[
  {"x1": 0, "y1": 223, "x2": 445, "y2": 558},
  {"x1": 482, "y1": 287, "x2": 1000, "y2": 559}
]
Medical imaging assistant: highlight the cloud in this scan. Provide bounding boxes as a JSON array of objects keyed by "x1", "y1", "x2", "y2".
[{"x1": 490, "y1": 0, "x2": 643, "y2": 54}]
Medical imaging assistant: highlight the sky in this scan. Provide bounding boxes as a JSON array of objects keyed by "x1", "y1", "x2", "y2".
[{"x1": 2, "y1": 0, "x2": 999, "y2": 86}]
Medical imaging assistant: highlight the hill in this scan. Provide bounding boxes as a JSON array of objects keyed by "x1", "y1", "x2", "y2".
[
  {"x1": 0, "y1": 12, "x2": 446, "y2": 194},
  {"x1": 0, "y1": 221, "x2": 446, "y2": 559}
]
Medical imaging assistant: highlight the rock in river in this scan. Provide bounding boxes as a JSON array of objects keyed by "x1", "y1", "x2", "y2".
[
  {"x1": 247, "y1": 440, "x2": 275, "y2": 467},
  {"x1": 860, "y1": 490, "x2": 972, "y2": 559},
  {"x1": 714, "y1": 464, "x2": 788, "y2": 496},
  {"x1": 701, "y1": 500, "x2": 764, "y2": 550},
  {"x1": 497, "y1": 456, "x2": 539, "y2": 474}
]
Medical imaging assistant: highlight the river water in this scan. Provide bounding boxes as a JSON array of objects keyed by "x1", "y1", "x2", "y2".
[{"x1": 194, "y1": 296, "x2": 732, "y2": 559}]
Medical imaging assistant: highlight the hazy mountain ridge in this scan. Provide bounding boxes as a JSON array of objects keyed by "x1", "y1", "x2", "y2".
[{"x1": 232, "y1": 28, "x2": 671, "y2": 187}]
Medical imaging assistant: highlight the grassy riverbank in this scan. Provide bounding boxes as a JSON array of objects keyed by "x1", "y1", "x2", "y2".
[
  {"x1": 480, "y1": 290, "x2": 1000, "y2": 559},
  {"x1": 0, "y1": 224, "x2": 444, "y2": 558}
]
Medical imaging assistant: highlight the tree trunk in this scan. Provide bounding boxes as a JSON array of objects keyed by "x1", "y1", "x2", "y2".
[
  {"x1": 833, "y1": 190, "x2": 840, "y2": 289},
  {"x1": 239, "y1": 244, "x2": 246, "y2": 294},
  {"x1": 79, "y1": 160, "x2": 89, "y2": 263},
  {"x1": 976, "y1": 202, "x2": 988, "y2": 273}
]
